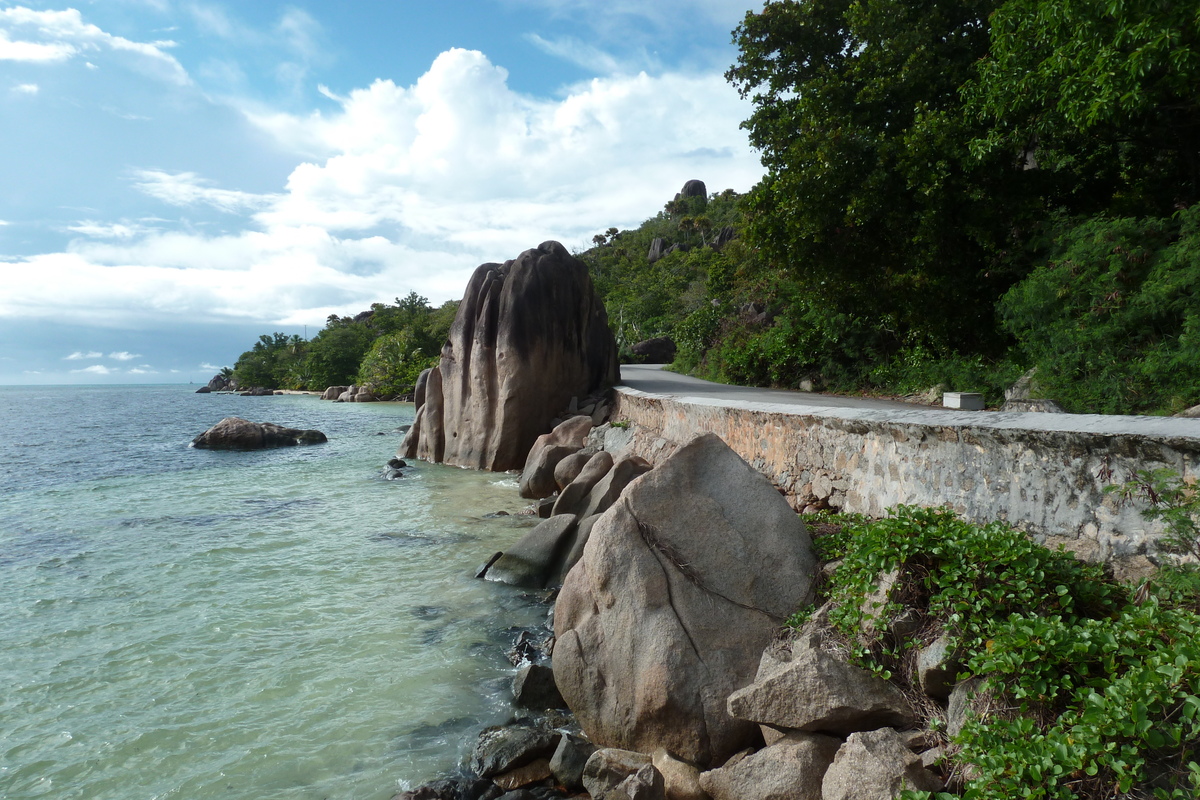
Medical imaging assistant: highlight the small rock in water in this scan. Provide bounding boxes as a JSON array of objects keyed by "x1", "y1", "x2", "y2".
[
  {"x1": 420, "y1": 627, "x2": 447, "y2": 646},
  {"x1": 410, "y1": 605, "x2": 446, "y2": 620},
  {"x1": 507, "y1": 630, "x2": 541, "y2": 666},
  {"x1": 388, "y1": 458, "x2": 408, "y2": 469}
]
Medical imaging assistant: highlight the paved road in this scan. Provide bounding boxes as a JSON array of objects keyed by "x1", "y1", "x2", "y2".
[
  {"x1": 617, "y1": 363, "x2": 944, "y2": 412},
  {"x1": 614, "y1": 363, "x2": 1200, "y2": 439}
]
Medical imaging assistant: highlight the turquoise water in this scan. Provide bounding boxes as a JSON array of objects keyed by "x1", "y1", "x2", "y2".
[{"x1": 0, "y1": 386, "x2": 544, "y2": 800}]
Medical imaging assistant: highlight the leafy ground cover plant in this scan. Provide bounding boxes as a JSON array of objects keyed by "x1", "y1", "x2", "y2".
[{"x1": 803, "y1": 506, "x2": 1200, "y2": 798}]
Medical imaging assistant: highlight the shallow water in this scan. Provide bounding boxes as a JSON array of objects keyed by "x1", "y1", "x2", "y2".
[{"x1": 0, "y1": 386, "x2": 544, "y2": 799}]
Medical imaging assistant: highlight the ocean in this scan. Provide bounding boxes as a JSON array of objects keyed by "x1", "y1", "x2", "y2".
[{"x1": 0, "y1": 385, "x2": 546, "y2": 800}]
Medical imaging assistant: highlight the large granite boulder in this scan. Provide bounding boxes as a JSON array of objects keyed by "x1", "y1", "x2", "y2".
[
  {"x1": 206, "y1": 374, "x2": 233, "y2": 391},
  {"x1": 518, "y1": 415, "x2": 595, "y2": 499},
  {"x1": 553, "y1": 433, "x2": 818, "y2": 767},
  {"x1": 698, "y1": 732, "x2": 840, "y2": 800},
  {"x1": 726, "y1": 639, "x2": 914, "y2": 736},
  {"x1": 630, "y1": 337, "x2": 677, "y2": 364},
  {"x1": 399, "y1": 241, "x2": 619, "y2": 472},
  {"x1": 821, "y1": 729, "x2": 943, "y2": 799},
  {"x1": 677, "y1": 179, "x2": 707, "y2": 199},
  {"x1": 191, "y1": 417, "x2": 327, "y2": 450}
]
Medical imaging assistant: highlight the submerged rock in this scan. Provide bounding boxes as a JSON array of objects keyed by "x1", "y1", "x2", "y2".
[{"x1": 191, "y1": 417, "x2": 326, "y2": 450}]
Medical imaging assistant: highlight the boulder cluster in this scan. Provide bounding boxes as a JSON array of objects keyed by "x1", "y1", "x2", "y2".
[
  {"x1": 321, "y1": 384, "x2": 379, "y2": 403},
  {"x1": 397, "y1": 430, "x2": 964, "y2": 800},
  {"x1": 400, "y1": 241, "x2": 619, "y2": 472}
]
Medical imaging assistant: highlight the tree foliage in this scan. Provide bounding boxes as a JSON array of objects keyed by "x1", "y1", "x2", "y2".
[
  {"x1": 965, "y1": 0, "x2": 1200, "y2": 214},
  {"x1": 727, "y1": 0, "x2": 1032, "y2": 363},
  {"x1": 231, "y1": 293, "x2": 457, "y2": 394},
  {"x1": 999, "y1": 207, "x2": 1200, "y2": 414}
]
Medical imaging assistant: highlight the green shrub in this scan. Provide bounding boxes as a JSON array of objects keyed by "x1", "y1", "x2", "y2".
[
  {"x1": 999, "y1": 207, "x2": 1200, "y2": 414},
  {"x1": 812, "y1": 506, "x2": 1199, "y2": 798},
  {"x1": 356, "y1": 328, "x2": 438, "y2": 397}
]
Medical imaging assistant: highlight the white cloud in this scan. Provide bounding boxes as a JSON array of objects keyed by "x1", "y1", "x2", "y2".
[
  {"x1": 65, "y1": 350, "x2": 103, "y2": 360},
  {"x1": 72, "y1": 364, "x2": 113, "y2": 374},
  {"x1": 127, "y1": 367, "x2": 153, "y2": 374},
  {"x1": 525, "y1": 33, "x2": 625, "y2": 74},
  {"x1": 2, "y1": 48, "x2": 762, "y2": 330},
  {"x1": 0, "y1": 30, "x2": 76, "y2": 62},
  {"x1": 108, "y1": 351, "x2": 141, "y2": 360},
  {"x1": 132, "y1": 170, "x2": 276, "y2": 213},
  {"x1": 11, "y1": 82, "x2": 39, "y2": 94},
  {"x1": 68, "y1": 221, "x2": 146, "y2": 239},
  {"x1": 0, "y1": 7, "x2": 189, "y2": 84},
  {"x1": 199, "y1": 362, "x2": 224, "y2": 370}
]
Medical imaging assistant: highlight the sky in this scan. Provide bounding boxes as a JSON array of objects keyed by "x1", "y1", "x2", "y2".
[{"x1": 0, "y1": 0, "x2": 766, "y2": 385}]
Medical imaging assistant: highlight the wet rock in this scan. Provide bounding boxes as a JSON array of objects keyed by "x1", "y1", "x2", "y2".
[
  {"x1": 486, "y1": 515, "x2": 578, "y2": 589},
  {"x1": 512, "y1": 663, "x2": 566, "y2": 710},
  {"x1": 493, "y1": 758, "x2": 553, "y2": 791},
  {"x1": 191, "y1": 417, "x2": 327, "y2": 450},
  {"x1": 471, "y1": 725, "x2": 562, "y2": 779}
]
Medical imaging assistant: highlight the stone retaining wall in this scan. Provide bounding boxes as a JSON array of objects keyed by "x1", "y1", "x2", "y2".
[{"x1": 606, "y1": 387, "x2": 1200, "y2": 575}]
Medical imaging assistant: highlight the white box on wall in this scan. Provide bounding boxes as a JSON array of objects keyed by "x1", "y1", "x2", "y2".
[{"x1": 943, "y1": 392, "x2": 985, "y2": 411}]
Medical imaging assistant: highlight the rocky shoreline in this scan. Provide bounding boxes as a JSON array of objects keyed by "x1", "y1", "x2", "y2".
[{"x1": 392, "y1": 414, "x2": 963, "y2": 800}]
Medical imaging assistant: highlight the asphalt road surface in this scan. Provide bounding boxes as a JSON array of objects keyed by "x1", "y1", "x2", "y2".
[{"x1": 616, "y1": 363, "x2": 945, "y2": 412}]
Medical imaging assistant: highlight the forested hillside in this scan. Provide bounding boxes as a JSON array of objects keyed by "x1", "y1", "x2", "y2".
[
  {"x1": 233, "y1": 0, "x2": 1200, "y2": 416},
  {"x1": 231, "y1": 293, "x2": 457, "y2": 396},
  {"x1": 582, "y1": 0, "x2": 1200, "y2": 416}
]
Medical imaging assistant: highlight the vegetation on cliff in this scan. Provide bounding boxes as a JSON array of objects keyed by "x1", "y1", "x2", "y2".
[
  {"x1": 576, "y1": 0, "x2": 1200, "y2": 415},
  {"x1": 229, "y1": 0, "x2": 1199, "y2": 415}
]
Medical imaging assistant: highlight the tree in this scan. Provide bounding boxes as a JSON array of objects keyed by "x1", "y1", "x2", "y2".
[
  {"x1": 727, "y1": 0, "x2": 1035, "y2": 362},
  {"x1": 303, "y1": 323, "x2": 374, "y2": 389},
  {"x1": 357, "y1": 328, "x2": 438, "y2": 397},
  {"x1": 964, "y1": 0, "x2": 1200, "y2": 215}
]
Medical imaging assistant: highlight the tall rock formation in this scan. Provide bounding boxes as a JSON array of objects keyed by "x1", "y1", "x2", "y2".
[{"x1": 399, "y1": 241, "x2": 619, "y2": 471}]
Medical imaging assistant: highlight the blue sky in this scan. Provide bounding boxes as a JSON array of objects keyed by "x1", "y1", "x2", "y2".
[{"x1": 0, "y1": 0, "x2": 765, "y2": 385}]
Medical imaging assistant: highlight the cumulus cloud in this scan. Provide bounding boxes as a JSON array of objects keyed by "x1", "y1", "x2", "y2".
[
  {"x1": 11, "y1": 82, "x2": 39, "y2": 94},
  {"x1": 0, "y1": 7, "x2": 189, "y2": 84},
  {"x1": 108, "y1": 351, "x2": 141, "y2": 361},
  {"x1": 199, "y1": 362, "x2": 224, "y2": 370},
  {"x1": 72, "y1": 364, "x2": 113, "y2": 374},
  {"x1": 65, "y1": 350, "x2": 103, "y2": 360},
  {"x1": 3, "y1": 47, "x2": 762, "y2": 329}
]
